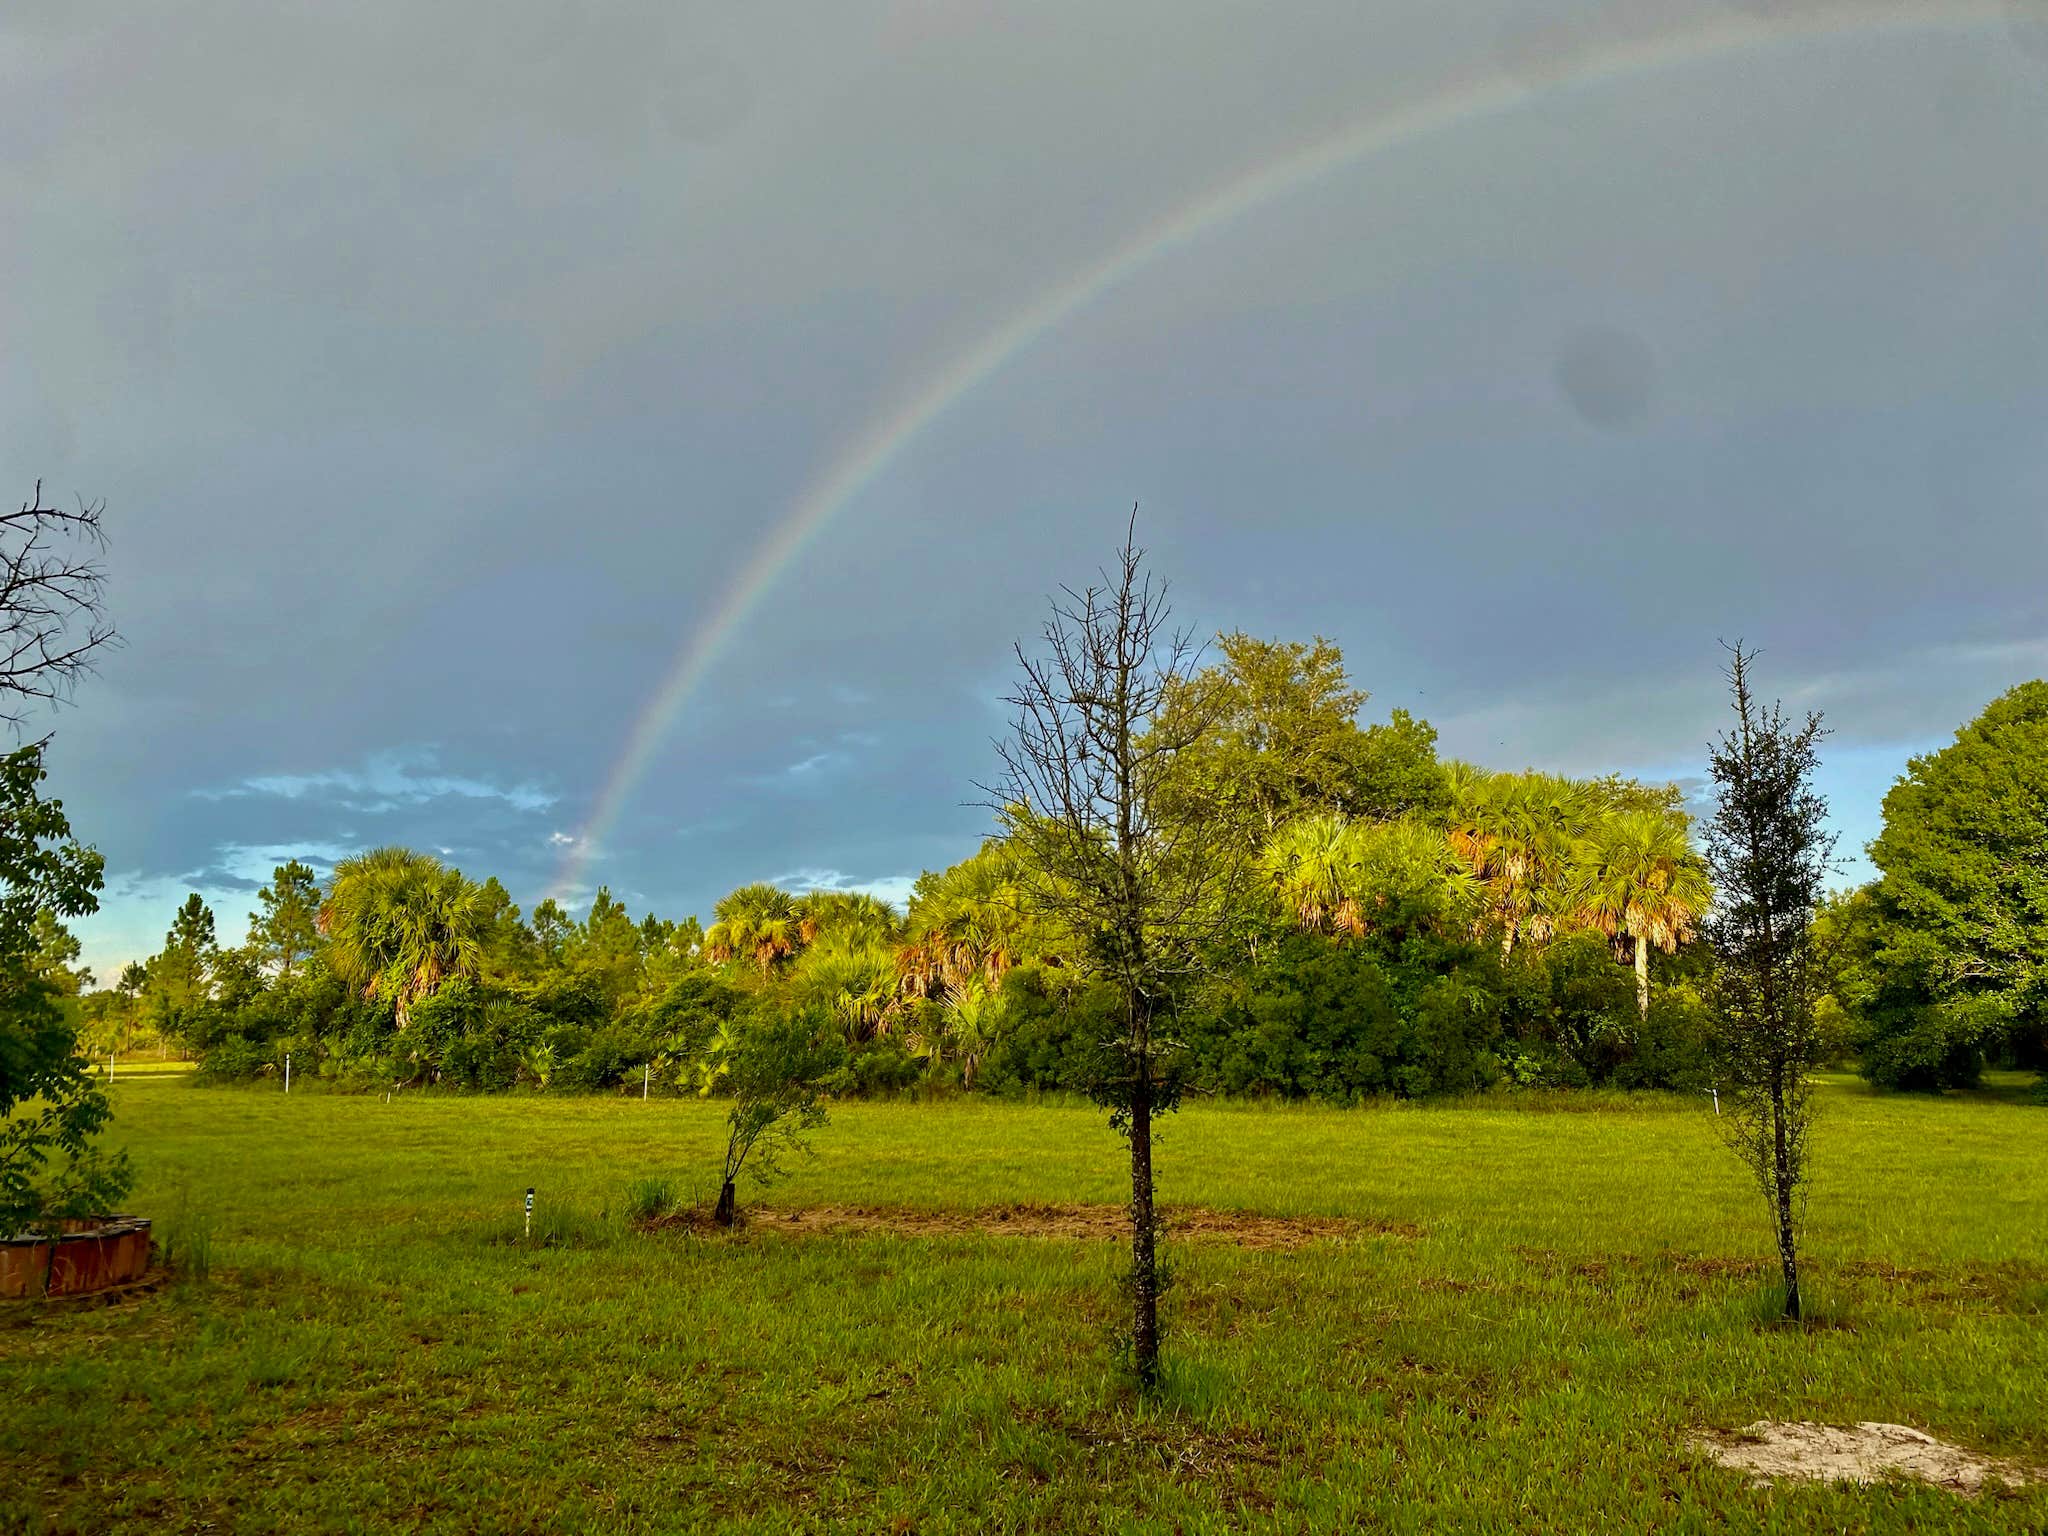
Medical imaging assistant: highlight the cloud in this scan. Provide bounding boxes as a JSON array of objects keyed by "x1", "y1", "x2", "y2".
[
  {"x1": 196, "y1": 750, "x2": 556, "y2": 815},
  {"x1": 548, "y1": 830, "x2": 580, "y2": 848},
  {"x1": 742, "y1": 745, "x2": 860, "y2": 789},
  {"x1": 767, "y1": 867, "x2": 920, "y2": 911}
]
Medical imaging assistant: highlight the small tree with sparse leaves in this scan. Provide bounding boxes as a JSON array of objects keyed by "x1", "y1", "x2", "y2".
[
  {"x1": 697, "y1": 1004, "x2": 838, "y2": 1227},
  {"x1": 1702, "y1": 644, "x2": 1833, "y2": 1322}
]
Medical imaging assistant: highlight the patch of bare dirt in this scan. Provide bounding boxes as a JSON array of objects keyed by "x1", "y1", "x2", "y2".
[
  {"x1": 735, "y1": 1202, "x2": 1407, "y2": 1249},
  {"x1": 1014, "y1": 1404, "x2": 1285, "y2": 1508},
  {"x1": 1694, "y1": 1421, "x2": 2036, "y2": 1494}
]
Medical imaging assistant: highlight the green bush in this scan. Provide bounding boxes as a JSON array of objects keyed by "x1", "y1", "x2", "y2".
[
  {"x1": 197, "y1": 1035, "x2": 270, "y2": 1082},
  {"x1": 555, "y1": 1024, "x2": 657, "y2": 1092},
  {"x1": 826, "y1": 1035, "x2": 923, "y2": 1097}
]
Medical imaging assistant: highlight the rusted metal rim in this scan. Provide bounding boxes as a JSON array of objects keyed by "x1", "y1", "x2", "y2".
[{"x1": 0, "y1": 1214, "x2": 154, "y2": 1299}]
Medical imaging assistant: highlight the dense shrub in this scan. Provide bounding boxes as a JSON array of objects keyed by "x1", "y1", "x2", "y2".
[
  {"x1": 196, "y1": 1034, "x2": 270, "y2": 1082},
  {"x1": 554, "y1": 1024, "x2": 659, "y2": 1092},
  {"x1": 975, "y1": 967, "x2": 1126, "y2": 1097}
]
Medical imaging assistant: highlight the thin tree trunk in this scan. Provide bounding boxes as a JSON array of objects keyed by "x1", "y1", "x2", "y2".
[
  {"x1": 1634, "y1": 935, "x2": 1650, "y2": 1020},
  {"x1": 1769, "y1": 1063, "x2": 1800, "y2": 1321},
  {"x1": 714, "y1": 1177, "x2": 736, "y2": 1228},
  {"x1": 1128, "y1": 1059, "x2": 1159, "y2": 1387}
]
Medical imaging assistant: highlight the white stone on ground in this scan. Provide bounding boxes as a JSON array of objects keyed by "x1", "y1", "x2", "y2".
[{"x1": 1694, "y1": 1421, "x2": 2032, "y2": 1495}]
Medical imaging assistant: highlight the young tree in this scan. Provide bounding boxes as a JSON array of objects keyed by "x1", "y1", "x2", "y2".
[
  {"x1": 1702, "y1": 645, "x2": 1833, "y2": 1322},
  {"x1": 249, "y1": 860, "x2": 322, "y2": 978},
  {"x1": 985, "y1": 515, "x2": 1243, "y2": 1386},
  {"x1": 696, "y1": 1004, "x2": 838, "y2": 1227}
]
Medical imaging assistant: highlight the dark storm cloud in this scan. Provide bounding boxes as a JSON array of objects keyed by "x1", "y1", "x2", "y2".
[{"x1": 5, "y1": 1, "x2": 2043, "y2": 970}]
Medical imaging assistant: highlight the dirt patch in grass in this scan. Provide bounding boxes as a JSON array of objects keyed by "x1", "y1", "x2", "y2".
[
  {"x1": 1016, "y1": 1404, "x2": 1286, "y2": 1508},
  {"x1": 1694, "y1": 1421, "x2": 2036, "y2": 1494},
  {"x1": 665, "y1": 1202, "x2": 1408, "y2": 1249}
]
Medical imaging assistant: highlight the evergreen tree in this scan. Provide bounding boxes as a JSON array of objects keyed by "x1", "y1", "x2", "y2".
[
  {"x1": 248, "y1": 860, "x2": 322, "y2": 978},
  {"x1": 1702, "y1": 646, "x2": 1833, "y2": 1323}
]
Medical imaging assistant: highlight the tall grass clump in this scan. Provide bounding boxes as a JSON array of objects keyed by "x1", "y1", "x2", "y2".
[
  {"x1": 484, "y1": 1195, "x2": 621, "y2": 1250},
  {"x1": 623, "y1": 1177, "x2": 680, "y2": 1225}
]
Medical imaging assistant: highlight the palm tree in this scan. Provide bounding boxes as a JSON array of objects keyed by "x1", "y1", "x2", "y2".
[
  {"x1": 791, "y1": 931, "x2": 899, "y2": 1043},
  {"x1": 705, "y1": 884, "x2": 802, "y2": 974},
  {"x1": 939, "y1": 975, "x2": 1003, "y2": 1087},
  {"x1": 898, "y1": 842, "x2": 1033, "y2": 996},
  {"x1": 319, "y1": 847, "x2": 488, "y2": 1028},
  {"x1": 1572, "y1": 808, "x2": 1713, "y2": 1018},
  {"x1": 1259, "y1": 812, "x2": 1366, "y2": 937},
  {"x1": 1262, "y1": 813, "x2": 1477, "y2": 943},
  {"x1": 1447, "y1": 770, "x2": 1589, "y2": 959},
  {"x1": 793, "y1": 890, "x2": 900, "y2": 948}
]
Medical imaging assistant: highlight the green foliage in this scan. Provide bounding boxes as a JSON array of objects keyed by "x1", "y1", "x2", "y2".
[
  {"x1": 1701, "y1": 645, "x2": 1832, "y2": 1321},
  {"x1": 1851, "y1": 681, "x2": 2048, "y2": 1089},
  {"x1": 195, "y1": 1034, "x2": 271, "y2": 1082},
  {"x1": 623, "y1": 1176, "x2": 681, "y2": 1224},
  {"x1": 552, "y1": 1024, "x2": 657, "y2": 1092},
  {"x1": 248, "y1": 860, "x2": 323, "y2": 978},
  {"x1": 1153, "y1": 632, "x2": 1450, "y2": 835},
  {"x1": 321, "y1": 847, "x2": 490, "y2": 1027},
  {"x1": 705, "y1": 883, "x2": 802, "y2": 973},
  {"x1": 0, "y1": 742, "x2": 131, "y2": 1236},
  {"x1": 703, "y1": 1002, "x2": 843, "y2": 1223}
]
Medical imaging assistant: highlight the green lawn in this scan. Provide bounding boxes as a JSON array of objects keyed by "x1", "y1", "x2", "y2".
[{"x1": 4, "y1": 1076, "x2": 2044, "y2": 1533}]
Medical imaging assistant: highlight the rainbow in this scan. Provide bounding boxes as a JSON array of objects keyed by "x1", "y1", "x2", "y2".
[{"x1": 557, "y1": 0, "x2": 2001, "y2": 898}]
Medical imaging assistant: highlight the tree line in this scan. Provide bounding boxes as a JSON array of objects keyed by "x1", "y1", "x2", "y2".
[
  {"x1": 57, "y1": 656, "x2": 2044, "y2": 1108},
  {"x1": 67, "y1": 646, "x2": 1732, "y2": 1104}
]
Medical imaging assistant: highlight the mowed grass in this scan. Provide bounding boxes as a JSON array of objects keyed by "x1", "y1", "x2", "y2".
[{"x1": 4, "y1": 1077, "x2": 2044, "y2": 1533}]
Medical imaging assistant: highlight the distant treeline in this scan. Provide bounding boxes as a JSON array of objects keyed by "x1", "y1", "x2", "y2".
[{"x1": 56, "y1": 639, "x2": 2046, "y2": 1101}]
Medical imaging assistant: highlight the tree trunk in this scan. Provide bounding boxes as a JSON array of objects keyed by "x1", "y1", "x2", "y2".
[
  {"x1": 1769, "y1": 1066, "x2": 1801, "y2": 1321},
  {"x1": 1128, "y1": 1061, "x2": 1159, "y2": 1388},
  {"x1": 1634, "y1": 934, "x2": 1650, "y2": 1020},
  {"x1": 714, "y1": 1177, "x2": 736, "y2": 1229}
]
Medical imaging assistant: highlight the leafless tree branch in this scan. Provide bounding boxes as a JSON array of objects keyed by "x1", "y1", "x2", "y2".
[{"x1": 1, "y1": 481, "x2": 119, "y2": 730}]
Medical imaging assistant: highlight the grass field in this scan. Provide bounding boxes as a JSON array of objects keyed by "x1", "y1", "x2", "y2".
[{"x1": 4, "y1": 1075, "x2": 2044, "y2": 1533}]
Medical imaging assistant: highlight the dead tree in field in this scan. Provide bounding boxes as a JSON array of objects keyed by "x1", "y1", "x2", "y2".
[
  {"x1": 1702, "y1": 644, "x2": 1833, "y2": 1322},
  {"x1": 1, "y1": 482, "x2": 115, "y2": 728},
  {"x1": 984, "y1": 511, "x2": 1241, "y2": 1387}
]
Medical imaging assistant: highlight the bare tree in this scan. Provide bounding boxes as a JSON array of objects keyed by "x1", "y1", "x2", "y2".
[
  {"x1": 1, "y1": 482, "x2": 116, "y2": 728},
  {"x1": 983, "y1": 512, "x2": 1242, "y2": 1387},
  {"x1": 1702, "y1": 644, "x2": 1833, "y2": 1322}
]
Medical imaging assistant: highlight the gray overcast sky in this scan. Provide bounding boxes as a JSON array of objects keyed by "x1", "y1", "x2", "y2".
[{"x1": 5, "y1": 0, "x2": 2045, "y2": 975}]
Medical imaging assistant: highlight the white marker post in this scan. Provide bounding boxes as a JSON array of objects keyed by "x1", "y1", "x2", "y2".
[
  {"x1": 284, "y1": 1052, "x2": 292, "y2": 1094},
  {"x1": 525, "y1": 1187, "x2": 534, "y2": 1241},
  {"x1": 643, "y1": 1062, "x2": 650, "y2": 1101}
]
